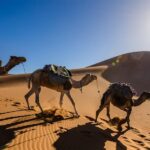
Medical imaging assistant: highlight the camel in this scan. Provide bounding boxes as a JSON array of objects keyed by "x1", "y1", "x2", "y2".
[
  {"x1": 25, "y1": 69, "x2": 97, "y2": 116},
  {"x1": 95, "y1": 82, "x2": 150, "y2": 131},
  {"x1": 0, "y1": 56, "x2": 26, "y2": 75}
]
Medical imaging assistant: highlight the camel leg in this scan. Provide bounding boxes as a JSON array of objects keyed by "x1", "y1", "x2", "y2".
[
  {"x1": 65, "y1": 92, "x2": 79, "y2": 116},
  {"x1": 24, "y1": 88, "x2": 34, "y2": 110},
  {"x1": 59, "y1": 92, "x2": 64, "y2": 108},
  {"x1": 126, "y1": 108, "x2": 132, "y2": 129},
  {"x1": 106, "y1": 104, "x2": 111, "y2": 121},
  {"x1": 95, "y1": 92, "x2": 110, "y2": 122},
  {"x1": 95, "y1": 104, "x2": 105, "y2": 122},
  {"x1": 35, "y1": 87, "x2": 43, "y2": 113},
  {"x1": 117, "y1": 108, "x2": 132, "y2": 131}
]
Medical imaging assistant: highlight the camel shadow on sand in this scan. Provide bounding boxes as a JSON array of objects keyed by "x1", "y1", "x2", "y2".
[
  {"x1": 0, "y1": 108, "x2": 128, "y2": 150},
  {"x1": 53, "y1": 122, "x2": 128, "y2": 150},
  {"x1": 0, "y1": 109, "x2": 76, "y2": 149},
  {"x1": 0, "y1": 114, "x2": 43, "y2": 149}
]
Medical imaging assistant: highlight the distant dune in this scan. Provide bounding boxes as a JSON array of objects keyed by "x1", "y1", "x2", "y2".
[{"x1": 91, "y1": 51, "x2": 150, "y2": 95}]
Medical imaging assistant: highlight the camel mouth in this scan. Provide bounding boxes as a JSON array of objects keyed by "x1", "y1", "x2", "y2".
[{"x1": 20, "y1": 57, "x2": 27, "y2": 62}]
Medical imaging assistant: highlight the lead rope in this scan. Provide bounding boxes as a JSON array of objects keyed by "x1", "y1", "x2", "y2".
[
  {"x1": 21, "y1": 63, "x2": 29, "y2": 83},
  {"x1": 96, "y1": 78, "x2": 100, "y2": 96},
  {"x1": 80, "y1": 81, "x2": 83, "y2": 93},
  {"x1": 21, "y1": 63, "x2": 26, "y2": 74}
]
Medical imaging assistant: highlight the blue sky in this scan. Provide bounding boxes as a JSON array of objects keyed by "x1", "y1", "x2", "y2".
[{"x1": 0, "y1": 0, "x2": 150, "y2": 74}]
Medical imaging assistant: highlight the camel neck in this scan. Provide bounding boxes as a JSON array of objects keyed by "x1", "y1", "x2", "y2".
[
  {"x1": 4, "y1": 61, "x2": 17, "y2": 72},
  {"x1": 133, "y1": 93, "x2": 147, "y2": 106},
  {"x1": 71, "y1": 76, "x2": 94, "y2": 88}
]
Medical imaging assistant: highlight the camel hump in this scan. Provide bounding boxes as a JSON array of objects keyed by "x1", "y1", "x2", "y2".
[
  {"x1": 109, "y1": 82, "x2": 137, "y2": 99},
  {"x1": 43, "y1": 64, "x2": 72, "y2": 78}
]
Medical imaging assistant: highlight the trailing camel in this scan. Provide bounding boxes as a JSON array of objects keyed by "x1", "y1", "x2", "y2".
[
  {"x1": 95, "y1": 82, "x2": 150, "y2": 131},
  {"x1": 0, "y1": 56, "x2": 26, "y2": 75}
]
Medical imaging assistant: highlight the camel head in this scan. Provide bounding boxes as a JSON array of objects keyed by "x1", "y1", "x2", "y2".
[
  {"x1": 80, "y1": 74, "x2": 97, "y2": 90},
  {"x1": 133, "y1": 91, "x2": 150, "y2": 107},
  {"x1": 84, "y1": 73, "x2": 97, "y2": 81},
  {"x1": 140, "y1": 91, "x2": 150, "y2": 100},
  {"x1": 90, "y1": 74, "x2": 97, "y2": 80},
  {"x1": 9, "y1": 56, "x2": 26, "y2": 65}
]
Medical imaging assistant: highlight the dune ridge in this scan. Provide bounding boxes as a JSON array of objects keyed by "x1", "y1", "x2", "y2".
[{"x1": 91, "y1": 51, "x2": 150, "y2": 94}]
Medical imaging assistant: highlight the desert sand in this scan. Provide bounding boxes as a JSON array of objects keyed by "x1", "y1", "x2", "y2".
[{"x1": 0, "y1": 54, "x2": 150, "y2": 150}]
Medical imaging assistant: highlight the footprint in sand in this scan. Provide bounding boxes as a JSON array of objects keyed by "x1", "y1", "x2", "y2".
[
  {"x1": 12, "y1": 101, "x2": 21, "y2": 107},
  {"x1": 131, "y1": 127, "x2": 140, "y2": 134},
  {"x1": 132, "y1": 139, "x2": 145, "y2": 147},
  {"x1": 129, "y1": 145, "x2": 140, "y2": 150},
  {"x1": 144, "y1": 146, "x2": 150, "y2": 150},
  {"x1": 122, "y1": 136, "x2": 130, "y2": 143},
  {"x1": 122, "y1": 136, "x2": 128, "y2": 139},
  {"x1": 145, "y1": 138, "x2": 150, "y2": 142},
  {"x1": 138, "y1": 134, "x2": 146, "y2": 138},
  {"x1": 5, "y1": 98, "x2": 13, "y2": 102}
]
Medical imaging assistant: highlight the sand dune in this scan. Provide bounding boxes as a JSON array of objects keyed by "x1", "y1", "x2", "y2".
[
  {"x1": 0, "y1": 60, "x2": 150, "y2": 149},
  {"x1": 91, "y1": 51, "x2": 150, "y2": 95}
]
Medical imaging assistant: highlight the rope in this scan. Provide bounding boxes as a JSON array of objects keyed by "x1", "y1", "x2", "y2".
[
  {"x1": 80, "y1": 81, "x2": 83, "y2": 93},
  {"x1": 21, "y1": 63, "x2": 26, "y2": 74},
  {"x1": 21, "y1": 63, "x2": 28, "y2": 83},
  {"x1": 96, "y1": 78, "x2": 101, "y2": 96}
]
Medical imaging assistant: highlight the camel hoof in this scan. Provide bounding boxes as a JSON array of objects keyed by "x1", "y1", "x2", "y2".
[
  {"x1": 27, "y1": 107, "x2": 31, "y2": 110},
  {"x1": 27, "y1": 106, "x2": 34, "y2": 111},
  {"x1": 74, "y1": 114, "x2": 79, "y2": 118}
]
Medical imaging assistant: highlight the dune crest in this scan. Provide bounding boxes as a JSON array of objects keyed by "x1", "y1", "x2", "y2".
[{"x1": 91, "y1": 51, "x2": 150, "y2": 94}]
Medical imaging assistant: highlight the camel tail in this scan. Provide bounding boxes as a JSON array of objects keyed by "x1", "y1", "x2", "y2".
[{"x1": 28, "y1": 75, "x2": 32, "y2": 89}]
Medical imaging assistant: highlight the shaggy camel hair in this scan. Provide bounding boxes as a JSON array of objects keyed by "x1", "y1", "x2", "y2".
[
  {"x1": 95, "y1": 82, "x2": 150, "y2": 131},
  {"x1": 0, "y1": 56, "x2": 26, "y2": 75},
  {"x1": 25, "y1": 69, "x2": 97, "y2": 116}
]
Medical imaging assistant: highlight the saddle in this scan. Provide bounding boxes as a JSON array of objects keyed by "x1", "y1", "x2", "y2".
[
  {"x1": 43, "y1": 64, "x2": 72, "y2": 78},
  {"x1": 42, "y1": 64, "x2": 72, "y2": 91}
]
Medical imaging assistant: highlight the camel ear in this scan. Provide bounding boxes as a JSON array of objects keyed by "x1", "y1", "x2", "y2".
[{"x1": 10, "y1": 56, "x2": 16, "y2": 59}]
